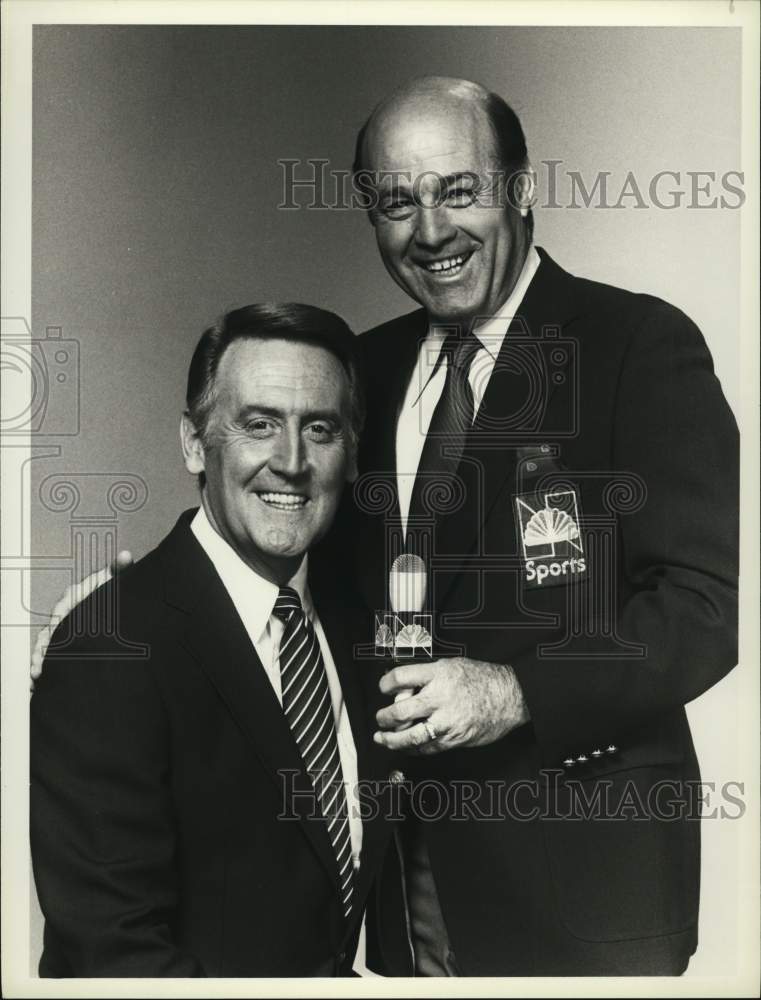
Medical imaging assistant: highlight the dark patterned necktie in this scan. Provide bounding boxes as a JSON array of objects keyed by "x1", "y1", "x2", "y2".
[
  {"x1": 406, "y1": 330, "x2": 482, "y2": 545},
  {"x1": 272, "y1": 586, "x2": 354, "y2": 920}
]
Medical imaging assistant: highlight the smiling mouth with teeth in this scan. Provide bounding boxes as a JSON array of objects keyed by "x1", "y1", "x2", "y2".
[
  {"x1": 421, "y1": 251, "x2": 473, "y2": 276},
  {"x1": 256, "y1": 492, "x2": 309, "y2": 511}
]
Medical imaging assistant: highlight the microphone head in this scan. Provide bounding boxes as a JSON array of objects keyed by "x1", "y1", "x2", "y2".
[{"x1": 389, "y1": 553, "x2": 427, "y2": 613}]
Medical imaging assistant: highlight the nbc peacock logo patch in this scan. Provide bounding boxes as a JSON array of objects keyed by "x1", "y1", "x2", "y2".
[{"x1": 514, "y1": 489, "x2": 587, "y2": 589}]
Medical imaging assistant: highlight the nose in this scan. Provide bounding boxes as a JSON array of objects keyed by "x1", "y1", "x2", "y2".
[
  {"x1": 269, "y1": 425, "x2": 307, "y2": 479},
  {"x1": 413, "y1": 204, "x2": 457, "y2": 252}
]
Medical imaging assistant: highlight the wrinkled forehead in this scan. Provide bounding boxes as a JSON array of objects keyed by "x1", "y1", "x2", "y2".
[
  {"x1": 215, "y1": 339, "x2": 349, "y2": 412},
  {"x1": 364, "y1": 99, "x2": 495, "y2": 179}
]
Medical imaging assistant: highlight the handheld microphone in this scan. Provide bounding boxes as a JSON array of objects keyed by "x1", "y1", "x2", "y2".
[{"x1": 388, "y1": 554, "x2": 430, "y2": 717}]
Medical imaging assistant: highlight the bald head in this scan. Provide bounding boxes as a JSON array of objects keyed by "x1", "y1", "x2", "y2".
[
  {"x1": 354, "y1": 76, "x2": 529, "y2": 196},
  {"x1": 364, "y1": 76, "x2": 492, "y2": 142},
  {"x1": 352, "y1": 77, "x2": 535, "y2": 325}
]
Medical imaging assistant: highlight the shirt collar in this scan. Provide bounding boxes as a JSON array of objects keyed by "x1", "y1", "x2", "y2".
[
  {"x1": 471, "y1": 244, "x2": 541, "y2": 358},
  {"x1": 190, "y1": 503, "x2": 311, "y2": 645}
]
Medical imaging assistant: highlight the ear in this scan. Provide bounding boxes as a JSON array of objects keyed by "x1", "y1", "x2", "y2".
[
  {"x1": 346, "y1": 454, "x2": 359, "y2": 485},
  {"x1": 344, "y1": 437, "x2": 359, "y2": 485},
  {"x1": 514, "y1": 163, "x2": 536, "y2": 218},
  {"x1": 180, "y1": 413, "x2": 206, "y2": 476}
]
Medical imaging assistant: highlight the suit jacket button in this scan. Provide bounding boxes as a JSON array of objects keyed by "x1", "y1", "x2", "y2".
[
  {"x1": 591, "y1": 749, "x2": 603, "y2": 758},
  {"x1": 389, "y1": 769, "x2": 406, "y2": 784},
  {"x1": 563, "y1": 757, "x2": 576, "y2": 768},
  {"x1": 338, "y1": 951, "x2": 346, "y2": 964},
  {"x1": 576, "y1": 754, "x2": 589, "y2": 764}
]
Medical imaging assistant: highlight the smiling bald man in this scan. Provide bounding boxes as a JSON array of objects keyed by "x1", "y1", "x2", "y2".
[{"x1": 342, "y1": 76, "x2": 739, "y2": 976}]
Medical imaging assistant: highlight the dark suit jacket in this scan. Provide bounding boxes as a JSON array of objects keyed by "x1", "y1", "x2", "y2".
[
  {"x1": 341, "y1": 248, "x2": 739, "y2": 975},
  {"x1": 30, "y1": 509, "x2": 396, "y2": 977}
]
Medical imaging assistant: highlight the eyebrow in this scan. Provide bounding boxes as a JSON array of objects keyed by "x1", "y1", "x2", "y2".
[
  {"x1": 439, "y1": 171, "x2": 479, "y2": 187},
  {"x1": 377, "y1": 170, "x2": 479, "y2": 196},
  {"x1": 237, "y1": 404, "x2": 344, "y2": 424}
]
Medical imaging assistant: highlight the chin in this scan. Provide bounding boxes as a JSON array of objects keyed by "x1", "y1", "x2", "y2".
[
  {"x1": 427, "y1": 300, "x2": 480, "y2": 323},
  {"x1": 254, "y1": 524, "x2": 306, "y2": 557}
]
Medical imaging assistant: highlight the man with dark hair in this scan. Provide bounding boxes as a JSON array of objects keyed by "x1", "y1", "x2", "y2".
[
  {"x1": 30, "y1": 303, "x2": 392, "y2": 977},
  {"x1": 186, "y1": 303, "x2": 365, "y2": 454},
  {"x1": 340, "y1": 75, "x2": 738, "y2": 976}
]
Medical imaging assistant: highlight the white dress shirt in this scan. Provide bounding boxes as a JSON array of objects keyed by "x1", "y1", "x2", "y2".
[
  {"x1": 395, "y1": 245, "x2": 541, "y2": 536},
  {"x1": 190, "y1": 504, "x2": 362, "y2": 871}
]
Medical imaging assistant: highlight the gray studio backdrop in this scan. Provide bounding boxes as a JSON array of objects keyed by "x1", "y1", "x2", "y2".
[{"x1": 29, "y1": 25, "x2": 742, "y2": 972}]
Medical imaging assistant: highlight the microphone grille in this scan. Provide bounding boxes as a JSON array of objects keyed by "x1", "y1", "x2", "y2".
[
  {"x1": 390, "y1": 553, "x2": 425, "y2": 574},
  {"x1": 389, "y1": 553, "x2": 427, "y2": 613}
]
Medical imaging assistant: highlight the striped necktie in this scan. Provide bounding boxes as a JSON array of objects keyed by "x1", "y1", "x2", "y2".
[{"x1": 272, "y1": 586, "x2": 354, "y2": 920}]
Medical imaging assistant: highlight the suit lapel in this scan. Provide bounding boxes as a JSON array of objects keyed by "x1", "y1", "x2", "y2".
[
  {"x1": 159, "y1": 513, "x2": 345, "y2": 899},
  {"x1": 375, "y1": 316, "x2": 424, "y2": 475},
  {"x1": 355, "y1": 310, "x2": 426, "y2": 612}
]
